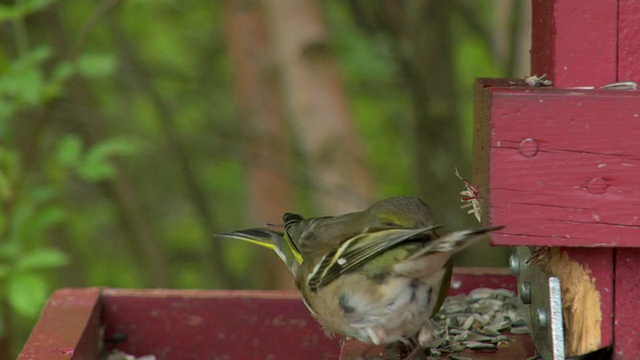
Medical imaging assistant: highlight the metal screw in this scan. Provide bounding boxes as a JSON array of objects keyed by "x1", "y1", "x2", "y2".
[
  {"x1": 519, "y1": 282, "x2": 531, "y2": 304},
  {"x1": 536, "y1": 308, "x2": 548, "y2": 328},
  {"x1": 509, "y1": 253, "x2": 520, "y2": 275}
]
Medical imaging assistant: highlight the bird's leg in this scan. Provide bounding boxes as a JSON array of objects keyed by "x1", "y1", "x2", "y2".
[
  {"x1": 340, "y1": 338, "x2": 394, "y2": 360},
  {"x1": 398, "y1": 319, "x2": 445, "y2": 359},
  {"x1": 382, "y1": 341, "x2": 412, "y2": 360},
  {"x1": 385, "y1": 338, "x2": 424, "y2": 360},
  {"x1": 401, "y1": 348, "x2": 427, "y2": 360},
  {"x1": 417, "y1": 319, "x2": 444, "y2": 348}
]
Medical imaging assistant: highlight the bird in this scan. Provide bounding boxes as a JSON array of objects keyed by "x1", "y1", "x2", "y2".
[{"x1": 215, "y1": 196, "x2": 503, "y2": 349}]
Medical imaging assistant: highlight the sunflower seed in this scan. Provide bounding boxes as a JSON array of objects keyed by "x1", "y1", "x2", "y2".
[
  {"x1": 464, "y1": 341, "x2": 497, "y2": 349},
  {"x1": 428, "y1": 287, "x2": 530, "y2": 357},
  {"x1": 449, "y1": 355, "x2": 473, "y2": 360},
  {"x1": 491, "y1": 288, "x2": 515, "y2": 298},
  {"x1": 490, "y1": 335, "x2": 510, "y2": 343},
  {"x1": 469, "y1": 287, "x2": 493, "y2": 300},
  {"x1": 510, "y1": 326, "x2": 531, "y2": 334}
]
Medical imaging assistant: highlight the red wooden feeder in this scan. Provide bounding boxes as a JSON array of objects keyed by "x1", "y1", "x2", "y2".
[
  {"x1": 18, "y1": 288, "x2": 340, "y2": 360},
  {"x1": 18, "y1": 272, "x2": 531, "y2": 360},
  {"x1": 473, "y1": 0, "x2": 640, "y2": 358}
]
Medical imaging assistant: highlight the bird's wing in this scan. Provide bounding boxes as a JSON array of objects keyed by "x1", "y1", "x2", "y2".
[
  {"x1": 285, "y1": 212, "x2": 366, "y2": 259},
  {"x1": 406, "y1": 225, "x2": 505, "y2": 260},
  {"x1": 392, "y1": 225, "x2": 505, "y2": 279},
  {"x1": 285, "y1": 197, "x2": 435, "y2": 261},
  {"x1": 306, "y1": 226, "x2": 437, "y2": 292}
]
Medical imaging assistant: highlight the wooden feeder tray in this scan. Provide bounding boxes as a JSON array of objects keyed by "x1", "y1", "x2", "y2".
[{"x1": 18, "y1": 269, "x2": 535, "y2": 359}]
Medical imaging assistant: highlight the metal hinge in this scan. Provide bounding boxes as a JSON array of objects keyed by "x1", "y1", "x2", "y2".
[{"x1": 510, "y1": 246, "x2": 565, "y2": 360}]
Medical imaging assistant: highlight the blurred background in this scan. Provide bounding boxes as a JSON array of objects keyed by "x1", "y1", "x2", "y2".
[{"x1": 0, "y1": 0, "x2": 531, "y2": 357}]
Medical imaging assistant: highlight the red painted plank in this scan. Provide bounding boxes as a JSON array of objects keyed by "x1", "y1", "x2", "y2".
[
  {"x1": 618, "y1": 0, "x2": 640, "y2": 83},
  {"x1": 480, "y1": 86, "x2": 640, "y2": 247},
  {"x1": 20, "y1": 275, "x2": 525, "y2": 359},
  {"x1": 449, "y1": 267, "x2": 516, "y2": 294},
  {"x1": 531, "y1": 0, "x2": 617, "y2": 87},
  {"x1": 614, "y1": 248, "x2": 640, "y2": 358},
  {"x1": 473, "y1": 81, "x2": 624, "y2": 352},
  {"x1": 102, "y1": 289, "x2": 340, "y2": 360},
  {"x1": 17, "y1": 288, "x2": 102, "y2": 360},
  {"x1": 614, "y1": 3, "x2": 640, "y2": 358},
  {"x1": 481, "y1": 1, "x2": 625, "y2": 355}
]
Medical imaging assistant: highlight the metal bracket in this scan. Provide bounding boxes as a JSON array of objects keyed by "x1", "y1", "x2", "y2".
[{"x1": 510, "y1": 247, "x2": 565, "y2": 360}]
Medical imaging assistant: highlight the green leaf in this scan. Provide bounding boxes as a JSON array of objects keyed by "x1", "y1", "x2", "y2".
[
  {"x1": 0, "y1": 264, "x2": 10, "y2": 279},
  {"x1": 7, "y1": 273, "x2": 48, "y2": 318},
  {"x1": 52, "y1": 61, "x2": 74, "y2": 82},
  {"x1": 87, "y1": 136, "x2": 139, "y2": 160},
  {"x1": 76, "y1": 53, "x2": 116, "y2": 79},
  {"x1": 22, "y1": 0, "x2": 57, "y2": 14},
  {"x1": 0, "y1": 241, "x2": 21, "y2": 260},
  {"x1": 10, "y1": 199, "x2": 64, "y2": 247},
  {"x1": 42, "y1": 61, "x2": 75, "y2": 100},
  {"x1": 7, "y1": 67, "x2": 44, "y2": 105},
  {"x1": 0, "y1": 164, "x2": 12, "y2": 201},
  {"x1": 9, "y1": 202, "x2": 35, "y2": 244},
  {"x1": 30, "y1": 185, "x2": 57, "y2": 203},
  {"x1": 77, "y1": 160, "x2": 115, "y2": 182},
  {"x1": 56, "y1": 134, "x2": 83, "y2": 168},
  {"x1": 0, "y1": 0, "x2": 57, "y2": 22},
  {"x1": 0, "y1": 46, "x2": 52, "y2": 106},
  {"x1": 18, "y1": 205, "x2": 65, "y2": 245},
  {"x1": 77, "y1": 137, "x2": 138, "y2": 182},
  {"x1": 25, "y1": 45, "x2": 52, "y2": 64},
  {"x1": 0, "y1": 98, "x2": 16, "y2": 123},
  {"x1": 0, "y1": 5, "x2": 19, "y2": 22},
  {"x1": 16, "y1": 248, "x2": 68, "y2": 271}
]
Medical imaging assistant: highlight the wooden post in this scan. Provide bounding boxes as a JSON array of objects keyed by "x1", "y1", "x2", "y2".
[
  {"x1": 17, "y1": 288, "x2": 102, "y2": 360},
  {"x1": 614, "y1": 1, "x2": 640, "y2": 357},
  {"x1": 475, "y1": 0, "x2": 640, "y2": 357}
]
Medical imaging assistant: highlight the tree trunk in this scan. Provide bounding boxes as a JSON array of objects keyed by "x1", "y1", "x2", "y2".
[
  {"x1": 262, "y1": 0, "x2": 376, "y2": 214},
  {"x1": 492, "y1": 0, "x2": 532, "y2": 77},
  {"x1": 222, "y1": 0, "x2": 296, "y2": 289}
]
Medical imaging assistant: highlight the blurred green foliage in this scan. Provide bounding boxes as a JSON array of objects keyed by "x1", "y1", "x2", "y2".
[{"x1": 0, "y1": 0, "x2": 521, "y2": 356}]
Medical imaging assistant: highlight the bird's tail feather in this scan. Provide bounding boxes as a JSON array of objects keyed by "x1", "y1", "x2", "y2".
[
  {"x1": 215, "y1": 228, "x2": 284, "y2": 250},
  {"x1": 408, "y1": 225, "x2": 504, "y2": 259},
  {"x1": 215, "y1": 228, "x2": 301, "y2": 272}
]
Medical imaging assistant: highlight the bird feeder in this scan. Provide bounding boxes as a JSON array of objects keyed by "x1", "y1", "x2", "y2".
[
  {"x1": 473, "y1": 0, "x2": 640, "y2": 358},
  {"x1": 18, "y1": 272, "x2": 530, "y2": 360}
]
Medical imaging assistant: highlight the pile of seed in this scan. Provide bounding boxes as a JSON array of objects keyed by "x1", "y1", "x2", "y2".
[{"x1": 428, "y1": 287, "x2": 530, "y2": 358}]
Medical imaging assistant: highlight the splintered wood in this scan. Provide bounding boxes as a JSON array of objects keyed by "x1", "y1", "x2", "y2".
[{"x1": 537, "y1": 248, "x2": 602, "y2": 356}]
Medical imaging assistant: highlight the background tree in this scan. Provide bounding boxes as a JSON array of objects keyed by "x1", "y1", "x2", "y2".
[{"x1": 0, "y1": 0, "x2": 529, "y2": 357}]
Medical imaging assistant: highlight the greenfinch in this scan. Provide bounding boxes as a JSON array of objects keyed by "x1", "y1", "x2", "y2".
[{"x1": 216, "y1": 196, "x2": 502, "y2": 347}]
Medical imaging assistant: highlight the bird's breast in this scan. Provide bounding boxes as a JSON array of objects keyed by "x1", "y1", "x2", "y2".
[{"x1": 305, "y1": 269, "x2": 446, "y2": 345}]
